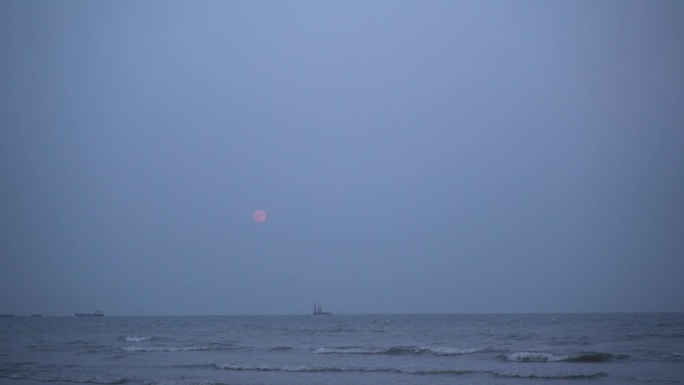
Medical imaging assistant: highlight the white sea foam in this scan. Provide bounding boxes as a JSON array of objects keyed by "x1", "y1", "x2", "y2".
[
  {"x1": 505, "y1": 351, "x2": 627, "y2": 363},
  {"x1": 422, "y1": 346, "x2": 485, "y2": 355},
  {"x1": 215, "y1": 363, "x2": 328, "y2": 372},
  {"x1": 494, "y1": 370, "x2": 608, "y2": 379},
  {"x1": 214, "y1": 362, "x2": 474, "y2": 376},
  {"x1": 122, "y1": 346, "x2": 212, "y2": 352},
  {"x1": 312, "y1": 345, "x2": 483, "y2": 356},
  {"x1": 505, "y1": 352, "x2": 569, "y2": 362},
  {"x1": 123, "y1": 336, "x2": 154, "y2": 342},
  {"x1": 312, "y1": 347, "x2": 379, "y2": 354},
  {"x1": 660, "y1": 351, "x2": 684, "y2": 361}
]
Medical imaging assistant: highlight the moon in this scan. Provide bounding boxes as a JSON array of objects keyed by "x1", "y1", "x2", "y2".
[{"x1": 253, "y1": 209, "x2": 267, "y2": 223}]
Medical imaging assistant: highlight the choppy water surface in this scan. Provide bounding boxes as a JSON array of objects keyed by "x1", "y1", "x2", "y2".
[{"x1": 1, "y1": 313, "x2": 682, "y2": 385}]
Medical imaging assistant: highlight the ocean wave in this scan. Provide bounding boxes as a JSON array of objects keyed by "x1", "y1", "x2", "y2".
[
  {"x1": 145, "y1": 381, "x2": 233, "y2": 385},
  {"x1": 122, "y1": 340, "x2": 239, "y2": 352},
  {"x1": 312, "y1": 345, "x2": 484, "y2": 356},
  {"x1": 426, "y1": 346, "x2": 485, "y2": 355},
  {"x1": 215, "y1": 363, "x2": 344, "y2": 372},
  {"x1": 494, "y1": 370, "x2": 608, "y2": 379},
  {"x1": 30, "y1": 341, "x2": 108, "y2": 353},
  {"x1": 659, "y1": 351, "x2": 684, "y2": 361},
  {"x1": 504, "y1": 351, "x2": 628, "y2": 363},
  {"x1": 120, "y1": 336, "x2": 155, "y2": 342},
  {"x1": 297, "y1": 327, "x2": 358, "y2": 334},
  {"x1": 565, "y1": 352, "x2": 629, "y2": 362},
  {"x1": 269, "y1": 346, "x2": 293, "y2": 351},
  {"x1": 214, "y1": 362, "x2": 473, "y2": 376},
  {"x1": 122, "y1": 345, "x2": 234, "y2": 352},
  {"x1": 0, "y1": 372, "x2": 128, "y2": 384}
]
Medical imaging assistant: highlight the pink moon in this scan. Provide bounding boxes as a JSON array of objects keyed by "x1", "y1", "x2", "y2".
[{"x1": 253, "y1": 209, "x2": 267, "y2": 223}]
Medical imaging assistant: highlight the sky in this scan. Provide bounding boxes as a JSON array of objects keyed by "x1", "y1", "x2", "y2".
[{"x1": 1, "y1": 1, "x2": 683, "y2": 316}]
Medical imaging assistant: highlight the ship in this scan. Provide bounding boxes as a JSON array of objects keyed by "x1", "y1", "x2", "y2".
[
  {"x1": 75, "y1": 310, "x2": 104, "y2": 317},
  {"x1": 313, "y1": 302, "x2": 331, "y2": 315}
]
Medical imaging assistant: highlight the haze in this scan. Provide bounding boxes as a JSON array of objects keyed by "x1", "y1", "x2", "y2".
[{"x1": 1, "y1": 1, "x2": 683, "y2": 316}]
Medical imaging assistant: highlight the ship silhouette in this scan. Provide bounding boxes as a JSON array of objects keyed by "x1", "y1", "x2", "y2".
[
  {"x1": 75, "y1": 310, "x2": 104, "y2": 317},
  {"x1": 312, "y1": 302, "x2": 331, "y2": 315}
]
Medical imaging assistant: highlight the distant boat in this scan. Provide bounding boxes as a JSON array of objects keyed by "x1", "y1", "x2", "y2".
[
  {"x1": 313, "y1": 302, "x2": 331, "y2": 315},
  {"x1": 75, "y1": 310, "x2": 104, "y2": 317}
]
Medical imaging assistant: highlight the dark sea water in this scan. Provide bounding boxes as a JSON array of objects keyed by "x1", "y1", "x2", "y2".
[{"x1": 1, "y1": 313, "x2": 682, "y2": 385}]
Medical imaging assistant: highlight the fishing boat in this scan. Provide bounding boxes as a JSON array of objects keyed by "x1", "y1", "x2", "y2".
[
  {"x1": 75, "y1": 310, "x2": 104, "y2": 317},
  {"x1": 312, "y1": 302, "x2": 331, "y2": 315}
]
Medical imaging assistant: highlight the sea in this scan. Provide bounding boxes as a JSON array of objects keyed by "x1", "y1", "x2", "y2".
[{"x1": 1, "y1": 313, "x2": 682, "y2": 385}]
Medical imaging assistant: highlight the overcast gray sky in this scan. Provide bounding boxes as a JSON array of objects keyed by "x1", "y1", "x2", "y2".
[{"x1": 1, "y1": 1, "x2": 683, "y2": 316}]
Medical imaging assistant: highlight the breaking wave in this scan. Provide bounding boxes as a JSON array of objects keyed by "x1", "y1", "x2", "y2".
[
  {"x1": 504, "y1": 351, "x2": 629, "y2": 363},
  {"x1": 0, "y1": 371, "x2": 128, "y2": 384},
  {"x1": 312, "y1": 345, "x2": 484, "y2": 356},
  {"x1": 119, "y1": 336, "x2": 155, "y2": 342},
  {"x1": 214, "y1": 363, "x2": 611, "y2": 379},
  {"x1": 659, "y1": 351, "x2": 684, "y2": 361},
  {"x1": 214, "y1": 362, "x2": 472, "y2": 375},
  {"x1": 494, "y1": 370, "x2": 609, "y2": 379},
  {"x1": 269, "y1": 346, "x2": 293, "y2": 351},
  {"x1": 122, "y1": 343, "x2": 238, "y2": 352}
]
